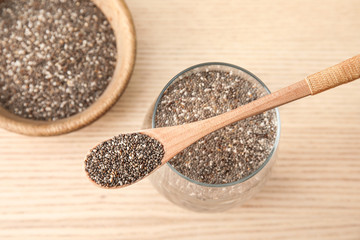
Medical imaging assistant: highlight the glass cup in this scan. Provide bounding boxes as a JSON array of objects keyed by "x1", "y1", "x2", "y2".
[{"x1": 143, "y1": 63, "x2": 280, "y2": 212}]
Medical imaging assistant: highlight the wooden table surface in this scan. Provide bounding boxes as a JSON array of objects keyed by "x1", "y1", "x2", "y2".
[{"x1": 1, "y1": 0, "x2": 360, "y2": 239}]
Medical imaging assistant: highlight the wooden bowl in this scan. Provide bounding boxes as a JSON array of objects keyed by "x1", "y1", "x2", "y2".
[{"x1": 0, "y1": 0, "x2": 136, "y2": 136}]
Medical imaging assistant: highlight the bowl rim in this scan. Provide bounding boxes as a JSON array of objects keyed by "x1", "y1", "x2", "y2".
[{"x1": 0, "y1": 0, "x2": 136, "y2": 136}]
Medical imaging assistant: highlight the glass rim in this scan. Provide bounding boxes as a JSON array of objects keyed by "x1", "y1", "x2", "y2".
[{"x1": 152, "y1": 62, "x2": 281, "y2": 188}]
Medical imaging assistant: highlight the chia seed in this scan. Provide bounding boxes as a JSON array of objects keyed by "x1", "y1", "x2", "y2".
[
  {"x1": 0, "y1": 0, "x2": 117, "y2": 121},
  {"x1": 155, "y1": 70, "x2": 277, "y2": 184},
  {"x1": 85, "y1": 133, "x2": 165, "y2": 188}
]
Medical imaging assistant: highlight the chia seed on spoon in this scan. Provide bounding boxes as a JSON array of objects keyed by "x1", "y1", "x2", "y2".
[{"x1": 85, "y1": 133, "x2": 164, "y2": 188}]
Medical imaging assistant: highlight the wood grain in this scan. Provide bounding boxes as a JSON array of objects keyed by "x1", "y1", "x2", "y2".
[{"x1": 1, "y1": 0, "x2": 360, "y2": 239}]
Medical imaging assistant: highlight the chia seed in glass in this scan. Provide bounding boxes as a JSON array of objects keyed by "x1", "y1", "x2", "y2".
[
  {"x1": 145, "y1": 63, "x2": 280, "y2": 212},
  {"x1": 155, "y1": 70, "x2": 278, "y2": 184}
]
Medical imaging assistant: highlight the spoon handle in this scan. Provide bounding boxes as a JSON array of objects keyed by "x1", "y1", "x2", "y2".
[
  {"x1": 212, "y1": 54, "x2": 360, "y2": 129},
  {"x1": 145, "y1": 55, "x2": 360, "y2": 163},
  {"x1": 305, "y1": 54, "x2": 360, "y2": 94}
]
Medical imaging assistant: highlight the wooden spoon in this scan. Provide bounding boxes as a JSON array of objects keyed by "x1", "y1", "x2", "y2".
[{"x1": 86, "y1": 54, "x2": 360, "y2": 188}]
